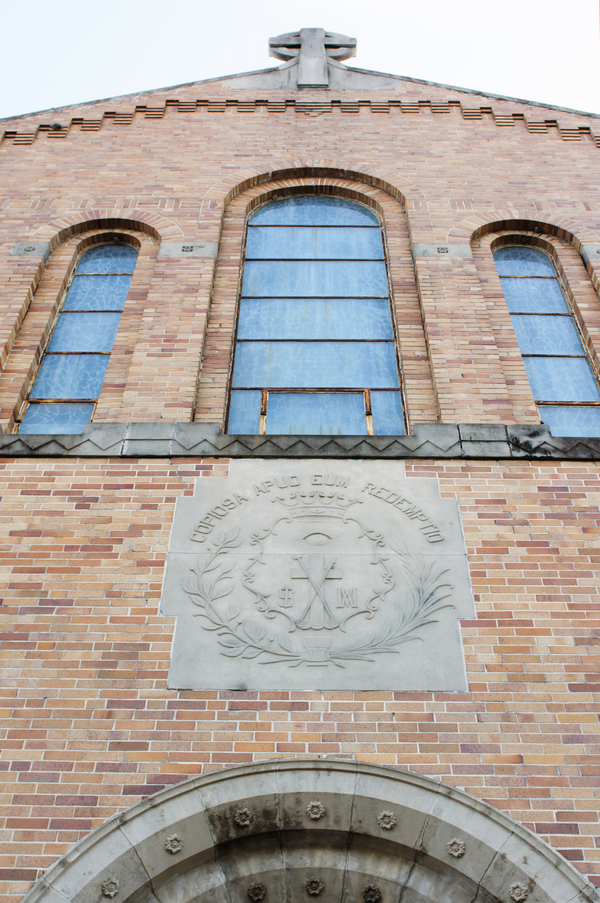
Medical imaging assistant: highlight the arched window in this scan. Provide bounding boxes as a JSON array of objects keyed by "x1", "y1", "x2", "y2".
[
  {"x1": 227, "y1": 196, "x2": 405, "y2": 435},
  {"x1": 494, "y1": 245, "x2": 600, "y2": 436},
  {"x1": 19, "y1": 242, "x2": 138, "y2": 434}
]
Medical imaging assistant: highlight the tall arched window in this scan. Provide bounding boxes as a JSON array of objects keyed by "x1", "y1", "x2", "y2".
[
  {"x1": 19, "y1": 242, "x2": 138, "y2": 434},
  {"x1": 494, "y1": 245, "x2": 600, "y2": 436},
  {"x1": 227, "y1": 196, "x2": 405, "y2": 435}
]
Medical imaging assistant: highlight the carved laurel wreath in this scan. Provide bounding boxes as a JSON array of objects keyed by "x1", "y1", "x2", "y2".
[{"x1": 183, "y1": 525, "x2": 453, "y2": 668}]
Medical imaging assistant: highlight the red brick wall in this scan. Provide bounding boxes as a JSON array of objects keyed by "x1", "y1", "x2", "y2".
[
  {"x1": 0, "y1": 458, "x2": 599, "y2": 900},
  {"x1": 1, "y1": 75, "x2": 600, "y2": 902}
]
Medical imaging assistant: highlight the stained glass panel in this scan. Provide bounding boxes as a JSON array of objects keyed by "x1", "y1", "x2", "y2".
[
  {"x1": 242, "y1": 261, "x2": 388, "y2": 297},
  {"x1": 511, "y1": 315, "x2": 584, "y2": 355},
  {"x1": 500, "y1": 277, "x2": 569, "y2": 314},
  {"x1": 228, "y1": 390, "x2": 261, "y2": 434},
  {"x1": 77, "y1": 244, "x2": 138, "y2": 273},
  {"x1": 30, "y1": 355, "x2": 110, "y2": 400},
  {"x1": 541, "y1": 405, "x2": 600, "y2": 437},
  {"x1": 237, "y1": 299, "x2": 393, "y2": 340},
  {"x1": 20, "y1": 403, "x2": 95, "y2": 434},
  {"x1": 249, "y1": 196, "x2": 379, "y2": 226},
  {"x1": 523, "y1": 356, "x2": 600, "y2": 402},
  {"x1": 494, "y1": 246, "x2": 556, "y2": 277},
  {"x1": 233, "y1": 342, "x2": 399, "y2": 389},
  {"x1": 371, "y1": 391, "x2": 406, "y2": 435},
  {"x1": 266, "y1": 392, "x2": 367, "y2": 435},
  {"x1": 63, "y1": 275, "x2": 132, "y2": 311},
  {"x1": 48, "y1": 312, "x2": 121, "y2": 353},
  {"x1": 246, "y1": 227, "x2": 384, "y2": 260}
]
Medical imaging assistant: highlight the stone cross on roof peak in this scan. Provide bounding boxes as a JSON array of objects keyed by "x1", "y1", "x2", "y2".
[{"x1": 269, "y1": 28, "x2": 357, "y2": 89}]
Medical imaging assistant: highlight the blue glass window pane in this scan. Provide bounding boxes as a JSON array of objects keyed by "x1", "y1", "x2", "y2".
[
  {"x1": 245, "y1": 227, "x2": 383, "y2": 260},
  {"x1": 77, "y1": 244, "x2": 138, "y2": 273},
  {"x1": 371, "y1": 391, "x2": 406, "y2": 435},
  {"x1": 228, "y1": 390, "x2": 261, "y2": 434},
  {"x1": 48, "y1": 312, "x2": 121, "y2": 352},
  {"x1": 20, "y1": 403, "x2": 95, "y2": 434},
  {"x1": 30, "y1": 355, "x2": 109, "y2": 399},
  {"x1": 63, "y1": 275, "x2": 132, "y2": 311},
  {"x1": 233, "y1": 342, "x2": 399, "y2": 389},
  {"x1": 238, "y1": 299, "x2": 393, "y2": 340},
  {"x1": 494, "y1": 246, "x2": 556, "y2": 276},
  {"x1": 511, "y1": 315, "x2": 584, "y2": 355},
  {"x1": 266, "y1": 392, "x2": 367, "y2": 435},
  {"x1": 500, "y1": 277, "x2": 568, "y2": 313},
  {"x1": 242, "y1": 261, "x2": 388, "y2": 297},
  {"x1": 249, "y1": 197, "x2": 379, "y2": 226},
  {"x1": 523, "y1": 357, "x2": 600, "y2": 402},
  {"x1": 541, "y1": 405, "x2": 600, "y2": 437}
]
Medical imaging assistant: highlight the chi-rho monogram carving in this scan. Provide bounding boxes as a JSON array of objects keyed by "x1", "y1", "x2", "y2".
[{"x1": 161, "y1": 460, "x2": 474, "y2": 690}]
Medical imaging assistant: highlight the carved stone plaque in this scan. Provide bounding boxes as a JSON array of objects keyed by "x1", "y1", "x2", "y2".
[{"x1": 161, "y1": 460, "x2": 474, "y2": 690}]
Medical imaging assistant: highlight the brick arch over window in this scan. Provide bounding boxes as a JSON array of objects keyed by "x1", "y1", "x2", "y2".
[
  {"x1": 474, "y1": 228, "x2": 600, "y2": 426},
  {"x1": 30, "y1": 210, "x2": 183, "y2": 246},
  {"x1": 0, "y1": 228, "x2": 158, "y2": 431},
  {"x1": 194, "y1": 176, "x2": 438, "y2": 428},
  {"x1": 20, "y1": 760, "x2": 595, "y2": 903},
  {"x1": 446, "y1": 212, "x2": 600, "y2": 247}
]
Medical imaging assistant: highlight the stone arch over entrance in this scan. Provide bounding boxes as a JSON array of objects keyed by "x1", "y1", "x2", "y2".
[{"x1": 23, "y1": 760, "x2": 596, "y2": 903}]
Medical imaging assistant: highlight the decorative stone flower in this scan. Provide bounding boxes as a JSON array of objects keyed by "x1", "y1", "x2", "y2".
[
  {"x1": 306, "y1": 800, "x2": 326, "y2": 820},
  {"x1": 247, "y1": 883, "x2": 267, "y2": 901},
  {"x1": 101, "y1": 879, "x2": 120, "y2": 898},
  {"x1": 234, "y1": 807, "x2": 254, "y2": 827},
  {"x1": 446, "y1": 838, "x2": 466, "y2": 858},
  {"x1": 164, "y1": 833, "x2": 184, "y2": 854},
  {"x1": 305, "y1": 877, "x2": 325, "y2": 895},
  {"x1": 363, "y1": 885, "x2": 382, "y2": 903},
  {"x1": 377, "y1": 811, "x2": 397, "y2": 830},
  {"x1": 509, "y1": 883, "x2": 530, "y2": 903}
]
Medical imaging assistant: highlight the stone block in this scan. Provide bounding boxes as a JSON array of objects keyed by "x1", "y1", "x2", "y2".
[
  {"x1": 458, "y1": 423, "x2": 508, "y2": 442},
  {"x1": 161, "y1": 459, "x2": 474, "y2": 690},
  {"x1": 413, "y1": 243, "x2": 473, "y2": 258},
  {"x1": 460, "y1": 440, "x2": 511, "y2": 458},
  {"x1": 10, "y1": 241, "x2": 51, "y2": 262},
  {"x1": 158, "y1": 242, "x2": 218, "y2": 258},
  {"x1": 158, "y1": 241, "x2": 219, "y2": 260}
]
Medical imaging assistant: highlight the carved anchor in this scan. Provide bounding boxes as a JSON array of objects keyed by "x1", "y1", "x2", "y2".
[{"x1": 291, "y1": 555, "x2": 342, "y2": 630}]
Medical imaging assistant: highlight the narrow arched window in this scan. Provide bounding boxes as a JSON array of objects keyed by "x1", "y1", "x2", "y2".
[
  {"x1": 19, "y1": 242, "x2": 138, "y2": 434},
  {"x1": 494, "y1": 245, "x2": 600, "y2": 436},
  {"x1": 227, "y1": 196, "x2": 405, "y2": 435}
]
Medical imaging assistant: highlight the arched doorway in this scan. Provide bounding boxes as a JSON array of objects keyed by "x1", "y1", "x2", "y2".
[{"x1": 23, "y1": 760, "x2": 595, "y2": 903}]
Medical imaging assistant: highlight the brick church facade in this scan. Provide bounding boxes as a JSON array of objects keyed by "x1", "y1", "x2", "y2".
[{"x1": 1, "y1": 28, "x2": 600, "y2": 903}]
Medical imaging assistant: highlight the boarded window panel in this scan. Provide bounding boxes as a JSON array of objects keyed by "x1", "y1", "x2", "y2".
[
  {"x1": 237, "y1": 299, "x2": 393, "y2": 340},
  {"x1": 266, "y1": 392, "x2": 367, "y2": 435},
  {"x1": 232, "y1": 342, "x2": 400, "y2": 389},
  {"x1": 523, "y1": 357, "x2": 600, "y2": 402},
  {"x1": 371, "y1": 391, "x2": 406, "y2": 435},
  {"x1": 48, "y1": 312, "x2": 122, "y2": 352},
  {"x1": 500, "y1": 277, "x2": 569, "y2": 313},
  {"x1": 242, "y1": 260, "x2": 389, "y2": 297},
  {"x1": 30, "y1": 355, "x2": 110, "y2": 399},
  {"x1": 63, "y1": 275, "x2": 133, "y2": 311},
  {"x1": 542, "y1": 405, "x2": 600, "y2": 437},
  {"x1": 228, "y1": 390, "x2": 262, "y2": 434},
  {"x1": 20, "y1": 403, "x2": 95, "y2": 434},
  {"x1": 245, "y1": 227, "x2": 384, "y2": 260},
  {"x1": 249, "y1": 196, "x2": 380, "y2": 226},
  {"x1": 511, "y1": 315, "x2": 585, "y2": 355},
  {"x1": 494, "y1": 246, "x2": 556, "y2": 276},
  {"x1": 76, "y1": 244, "x2": 138, "y2": 273}
]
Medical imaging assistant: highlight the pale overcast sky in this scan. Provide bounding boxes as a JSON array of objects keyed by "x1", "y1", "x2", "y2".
[{"x1": 1, "y1": 0, "x2": 599, "y2": 120}]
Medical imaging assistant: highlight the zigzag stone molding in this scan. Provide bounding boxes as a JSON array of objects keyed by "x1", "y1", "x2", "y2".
[{"x1": 1, "y1": 422, "x2": 600, "y2": 459}]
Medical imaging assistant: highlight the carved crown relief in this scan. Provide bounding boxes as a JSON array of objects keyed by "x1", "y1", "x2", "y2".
[{"x1": 161, "y1": 460, "x2": 474, "y2": 691}]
